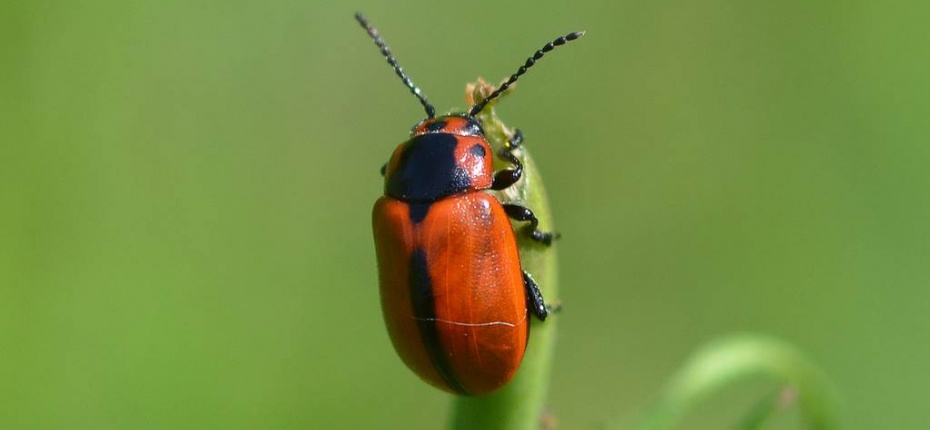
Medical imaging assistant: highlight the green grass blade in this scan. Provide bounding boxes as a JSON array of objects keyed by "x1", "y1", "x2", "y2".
[{"x1": 632, "y1": 334, "x2": 841, "y2": 430}]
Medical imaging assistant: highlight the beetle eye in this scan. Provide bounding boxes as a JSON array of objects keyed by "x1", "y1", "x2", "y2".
[{"x1": 455, "y1": 116, "x2": 484, "y2": 137}]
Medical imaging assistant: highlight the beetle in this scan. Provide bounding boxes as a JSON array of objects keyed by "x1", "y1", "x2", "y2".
[{"x1": 357, "y1": 12, "x2": 583, "y2": 395}]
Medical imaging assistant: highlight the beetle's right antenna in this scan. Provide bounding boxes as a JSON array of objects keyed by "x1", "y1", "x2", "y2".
[
  {"x1": 469, "y1": 31, "x2": 585, "y2": 116},
  {"x1": 355, "y1": 13, "x2": 436, "y2": 118}
]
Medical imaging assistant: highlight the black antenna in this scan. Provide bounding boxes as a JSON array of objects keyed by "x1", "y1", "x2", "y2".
[
  {"x1": 469, "y1": 31, "x2": 585, "y2": 116},
  {"x1": 355, "y1": 13, "x2": 436, "y2": 118}
]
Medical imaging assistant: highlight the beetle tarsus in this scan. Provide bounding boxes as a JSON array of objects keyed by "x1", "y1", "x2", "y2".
[
  {"x1": 545, "y1": 300, "x2": 563, "y2": 315},
  {"x1": 523, "y1": 271, "x2": 548, "y2": 321},
  {"x1": 508, "y1": 129, "x2": 524, "y2": 149},
  {"x1": 502, "y1": 203, "x2": 560, "y2": 245}
]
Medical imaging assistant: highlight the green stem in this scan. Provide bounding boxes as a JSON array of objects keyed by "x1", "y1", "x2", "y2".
[{"x1": 448, "y1": 81, "x2": 561, "y2": 430}]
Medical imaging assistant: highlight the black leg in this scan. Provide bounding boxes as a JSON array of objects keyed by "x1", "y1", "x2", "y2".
[
  {"x1": 508, "y1": 128, "x2": 524, "y2": 149},
  {"x1": 380, "y1": 163, "x2": 387, "y2": 176},
  {"x1": 502, "y1": 203, "x2": 560, "y2": 245},
  {"x1": 523, "y1": 271, "x2": 548, "y2": 321},
  {"x1": 491, "y1": 129, "x2": 525, "y2": 191}
]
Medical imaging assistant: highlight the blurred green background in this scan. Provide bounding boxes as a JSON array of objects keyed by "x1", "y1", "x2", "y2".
[{"x1": 3, "y1": 0, "x2": 929, "y2": 428}]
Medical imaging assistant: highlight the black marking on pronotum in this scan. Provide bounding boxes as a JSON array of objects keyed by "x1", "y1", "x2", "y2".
[
  {"x1": 355, "y1": 12, "x2": 436, "y2": 118},
  {"x1": 409, "y1": 249, "x2": 469, "y2": 394},
  {"x1": 386, "y1": 133, "x2": 471, "y2": 202},
  {"x1": 469, "y1": 31, "x2": 585, "y2": 116}
]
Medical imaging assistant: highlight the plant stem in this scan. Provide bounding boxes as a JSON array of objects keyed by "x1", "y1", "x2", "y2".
[{"x1": 448, "y1": 80, "x2": 561, "y2": 430}]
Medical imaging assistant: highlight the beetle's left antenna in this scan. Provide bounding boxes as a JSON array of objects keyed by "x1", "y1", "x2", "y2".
[{"x1": 355, "y1": 13, "x2": 436, "y2": 118}]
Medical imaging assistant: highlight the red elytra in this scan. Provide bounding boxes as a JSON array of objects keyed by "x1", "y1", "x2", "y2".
[{"x1": 373, "y1": 191, "x2": 528, "y2": 394}]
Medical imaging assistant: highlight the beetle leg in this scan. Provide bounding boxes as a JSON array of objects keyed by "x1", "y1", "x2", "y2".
[
  {"x1": 523, "y1": 271, "x2": 548, "y2": 321},
  {"x1": 491, "y1": 129, "x2": 524, "y2": 190},
  {"x1": 502, "y1": 203, "x2": 560, "y2": 246},
  {"x1": 380, "y1": 163, "x2": 387, "y2": 176},
  {"x1": 507, "y1": 128, "x2": 524, "y2": 149}
]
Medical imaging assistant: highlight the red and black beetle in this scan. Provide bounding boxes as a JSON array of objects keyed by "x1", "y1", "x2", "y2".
[{"x1": 357, "y1": 13, "x2": 583, "y2": 395}]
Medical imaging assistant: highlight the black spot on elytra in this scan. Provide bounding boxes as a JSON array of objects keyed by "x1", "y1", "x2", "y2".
[
  {"x1": 409, "y1": 249, "x2": 469, "y2": 394},
  {"x1": 469, "y1": 143, "x2": 486, "y2": 157}
]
